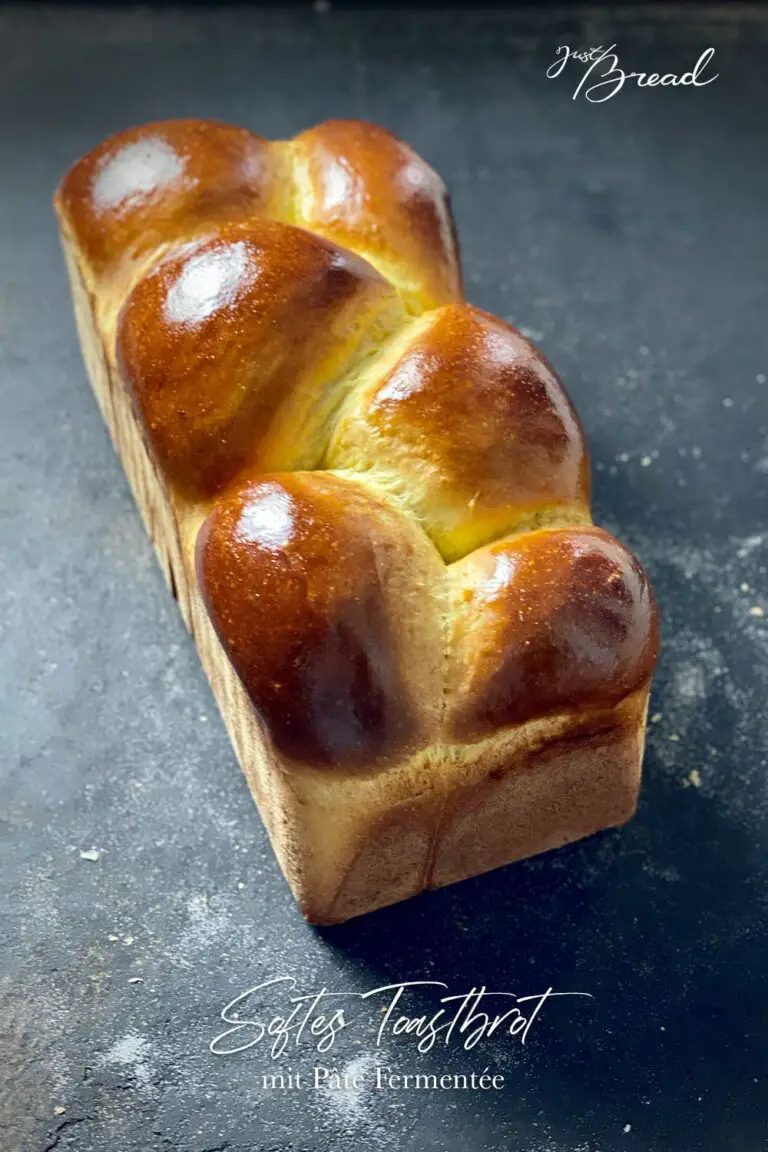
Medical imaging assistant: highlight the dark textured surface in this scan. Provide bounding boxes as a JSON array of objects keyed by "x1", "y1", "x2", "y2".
[{"x1": 2, "y1": 5, "x2": 768, "y2": 1151}]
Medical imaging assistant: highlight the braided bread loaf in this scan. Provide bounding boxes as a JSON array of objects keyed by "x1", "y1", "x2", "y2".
[{"x1": 55, "y1": 119, "x2": 659, "y2": 923}]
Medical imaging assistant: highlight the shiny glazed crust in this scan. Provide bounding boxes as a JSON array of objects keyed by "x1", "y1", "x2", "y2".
[{"x1": 55, "y1": 118, "x2": 659, "y2": 923}]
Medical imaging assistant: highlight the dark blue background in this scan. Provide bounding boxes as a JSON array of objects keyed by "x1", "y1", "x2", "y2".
[{"x1": 1, "y1": 5, "x2": 766, "y2": 1150}]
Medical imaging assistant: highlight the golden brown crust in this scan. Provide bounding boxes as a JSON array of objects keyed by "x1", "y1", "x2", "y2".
[
  {"x1": 327, "y1": 303, "x2": 591, "y2": 560},
  {"x1": 117, "y1": 219, "x2": 402, "y2": 499},
  {"x1": 446, "y1": 526, "x2": 659, "y2": 740},
  {"x1": 56, "y1": 116, "x2": 660, "y2": 922},
  {"x1": 55, "y1": 119, "x2": 280, "y2": 289},
  {"x1": 55, "y1": 117, "x2": 462, "y2": 320},
  {"x1": 198, "y1": 481, "x2": 657, "y2": 769},
  {"x1": 196, "y1": 472, "x2": 445, "y2": 769},
  {"x1": 290, "y1": 119, "x2": 462, "y2": 312}
]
